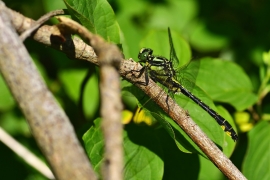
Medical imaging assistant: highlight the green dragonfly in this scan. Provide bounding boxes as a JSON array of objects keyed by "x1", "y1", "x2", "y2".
[{"x1": 138, "y1": 28, "x2": 238, "y2": 142}]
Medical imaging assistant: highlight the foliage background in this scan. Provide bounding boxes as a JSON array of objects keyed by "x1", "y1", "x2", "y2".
[{"x1": 1, "y1": 0, "x2": 270, "y2": 179}]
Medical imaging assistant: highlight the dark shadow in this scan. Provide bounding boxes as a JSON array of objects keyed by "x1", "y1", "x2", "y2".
[
  {"x1": 196, "y1": 0, "x2": 270, "y2": 72},
  {"x1": 125, "y1": 123, "x2": 200, "y2": 179}
]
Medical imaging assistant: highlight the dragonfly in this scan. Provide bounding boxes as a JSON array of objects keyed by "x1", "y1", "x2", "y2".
[{"x1": 138, "y1": 28, "x2": 238, "y2": 142}]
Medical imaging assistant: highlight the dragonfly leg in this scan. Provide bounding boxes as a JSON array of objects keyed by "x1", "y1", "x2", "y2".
[{"x1": 130, "y1": 66, "x2": 149, "y2": 86}]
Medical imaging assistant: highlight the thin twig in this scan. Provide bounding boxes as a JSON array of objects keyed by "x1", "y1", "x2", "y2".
[
  {"x1": 4, "y1": 6, "x2": 247, "y2": 180},
  {"x1": 20, "y1": 9, "x2": 66, "y2": 41},
  {"x1": 0, "y1": 127, "x2": 55, "y2": 179}
]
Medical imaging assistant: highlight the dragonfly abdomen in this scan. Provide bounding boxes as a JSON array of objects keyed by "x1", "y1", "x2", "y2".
[{"x1": 172, "y1": 81, "x2": 238, "y2": 141}]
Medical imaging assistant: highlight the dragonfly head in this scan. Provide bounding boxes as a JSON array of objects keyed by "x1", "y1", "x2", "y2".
[{"x1": 138, "y1": 48, "x2": 153, "y2": 62}]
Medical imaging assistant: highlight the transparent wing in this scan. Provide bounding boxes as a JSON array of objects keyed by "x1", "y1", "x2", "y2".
[
  {"x1": 168, "y1": 27, "x2": 201, "y2": 107},
  {"x1": 168, "y1": 28, "x2": 180, "y2": 68},
  {"x1": 175, "y1": 60, "x2": 200, "y2": 96}
]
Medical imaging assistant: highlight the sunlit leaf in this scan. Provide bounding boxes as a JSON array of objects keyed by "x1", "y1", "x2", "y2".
[
  {"x1": 64, "y1": 0, "x2": 120, "y2": 44},
  {"x1": 243, "y1": 121, "x2": 270, "y2": 180}
]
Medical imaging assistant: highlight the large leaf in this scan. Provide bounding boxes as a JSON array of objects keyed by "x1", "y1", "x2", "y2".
[
  {"x1": 242, "y1": 121, "x2": 270, "y2": 180},
  {"x1": 83, "y1": 118, "x2": 164, "y2": 179},
  {"x1": 195, "y1": 57, "x2": 258, "y2": 111},
  {"x1": 64, "y1": 0, "x2": 120, "y2": 44}
]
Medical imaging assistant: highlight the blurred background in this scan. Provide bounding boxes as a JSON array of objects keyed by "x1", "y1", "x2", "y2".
[{"x1": 1, "y1": 0, "x2": 270, "y2": 179}]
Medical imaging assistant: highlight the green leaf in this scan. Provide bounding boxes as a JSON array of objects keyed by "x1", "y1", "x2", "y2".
[
  {"x1": 59, "y1": 69, "x2": 99, "y2": 118},
  {"x1": 123, "y1": 124, "x2": 163, "y2": 179},
  {"x1": 83, "y1": 72, "x2": 99, "y2": 118},
  {"x1": 198, "y1": 155, "x2": 225, "y2": 179},
  {"x1": 59, "y1": 69, "x2": 83, "y2": 101},
  {"x1": 189, "y1": 21, "x2": 229, "y2": 52},
  {"x1": 243, "y1": 121, "x2": 270, "y2": 180},
  {"x1": 64, "y1": 0, "x2": 120, "y2": 44},
  {"x1": 83, "y1": 118, "x2": 164, "y2": 179},
  {"x1": 149, "y1": 0, "x2": 198, "y2": 31},
  {"x1": 43, "y1": 0, "x2": 66, "y2": 12},
  {"x1": 196, "y1": 57, "x2": 258, "y2": 111}
]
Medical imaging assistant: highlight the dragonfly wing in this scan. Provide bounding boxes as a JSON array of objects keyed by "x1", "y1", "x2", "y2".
[
  {"x1": 176, "y1": 60, "x2": 200, "y2": 96},
  {"x1": 168, "y1": 28, "x2": 180, "y2": 68}
]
